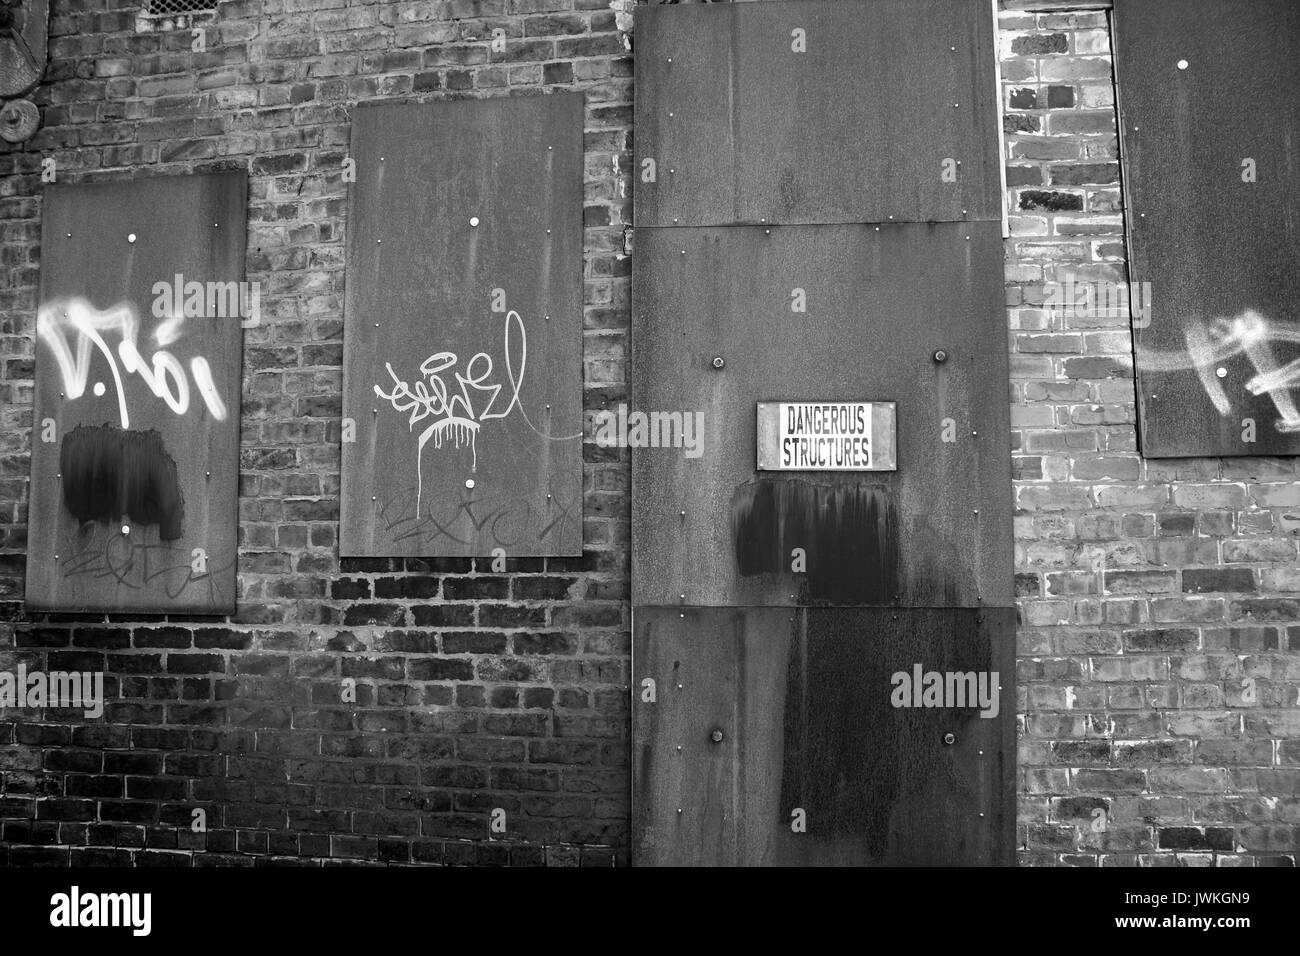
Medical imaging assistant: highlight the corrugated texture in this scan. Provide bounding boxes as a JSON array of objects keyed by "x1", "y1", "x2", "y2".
[
  {"x1": 339, "y1": 95, "x2": 584, "y2": 556},
  {"x1": 1115, "y1": 0, "x2": 1300, "y2": 456},
  {"x1": 631, "y1": 222, "x2": 1013, "y2": 607},
  {"x1": 634, "y1": 0, "x2": 1001, "y2": 227},
  {"x1": 25, "y1": 172, "x2": 246, "y2": 613},
  {"x1": 632, "y1": 605, "x2": 1015, "y2": 866}
]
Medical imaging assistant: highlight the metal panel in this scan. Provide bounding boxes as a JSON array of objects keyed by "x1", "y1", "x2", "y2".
[
  {"x1": 26, "y1": 172, "x2": 246, "y2": 613},
  {"x1": 1114, "y1": 0, "x2": 1300, "y2": 457},
  {"x1": 632, "y1": 605, "x2": 1015, "y2": 866},
  {"x1": 631, "y1": 221, "x2": 1012, "y2": 607},
  {"x1": 340, "y1": 95, "x2": 584, "y2": 557},
  {"x1": 634, "y1": 0, "x2": 1001, "y2": 227}
]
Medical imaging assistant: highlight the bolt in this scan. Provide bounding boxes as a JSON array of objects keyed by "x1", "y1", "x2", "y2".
[
  {"x1": 933, "y1": 349, "x2": 947, "y2": 363},
  {"x1": 943, "y1": 733, "x2": 956, "y2": 745},
  {"x1": 712, "y1": 356, "x2": 725, "y2": 369}
]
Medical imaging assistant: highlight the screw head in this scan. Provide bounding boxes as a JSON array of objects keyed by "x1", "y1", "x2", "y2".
[
  {"x1": 127, "y1": 233, "x2": 136, "y2": 243},
  {"x1": 712, "y1": 356, "x2": 725, "y2": 369},
  {"x1": 933, "y1": 349, "x2": 947, "y2": 363},
  {"x1": 943, "y1": 732, "x2": 956, "y2": 745},
  {"x1": 1216, "y1": 366, "x2": 1227, "y2": 379},
  {"x1": 470, "y1": 216, "x2": 479, "y2": 227},
  {"x1": 710, "y1": 728, "x2": 724, "y2": 743}
]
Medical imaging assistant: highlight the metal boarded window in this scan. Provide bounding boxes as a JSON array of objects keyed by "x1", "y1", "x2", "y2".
[
  {"x1": 633, "y1": 0, "x2": 1002, "y2": 227},
  {"x1": 26, "y1": 172, "x2": 247, "y2": 614},
  {"x1": 1115, "y1": 0, "x2": 1300, "y2": 457},
  {"x1": 631, "y1": 0, "x2": 1014, "y2": 867},
  {"x1": 339, "y1": 95, "x2": 584, "y2": 557}
]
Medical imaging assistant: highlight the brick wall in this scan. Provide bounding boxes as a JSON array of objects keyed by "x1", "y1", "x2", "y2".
[
  {"x1": 1003, "y1": 1, "x2": 1299, "y2": 865},
  {"x1": 0, "y1": 0, "x2": 633, "y2": 866},
  {"x1": 0, "y1": 0, "x2": 1297, "y2": 867}
]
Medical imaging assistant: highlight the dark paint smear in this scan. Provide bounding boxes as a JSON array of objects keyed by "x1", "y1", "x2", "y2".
[
  {"x1": 60, "y1": 424, "x2": 185, "y2": 540},
  {"x1": 731, "y1": 479, "x2": 899, "y2": 604}
]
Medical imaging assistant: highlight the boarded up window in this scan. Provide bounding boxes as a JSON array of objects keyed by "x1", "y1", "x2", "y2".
[
  {"x1": 631, "y1": 0, "x2": 1013, "y2": 866},
  {"x1": 633, "y1": 0, "x2": 1001, "y2": 227},
  {"x1": 1115, "y1": 0, "x2": 1300, "y2": 456},
  {"x1": 340, "y1": 95, "x2": 584, "y2": 557},
  {"x1": 26, "y1": 172, "x2": 247, "y2": 614}
]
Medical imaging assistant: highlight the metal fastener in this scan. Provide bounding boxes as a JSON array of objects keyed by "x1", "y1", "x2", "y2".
[
  {"x1": 943, "y1": 733, "x2": 956, "y2": 745},
  {"x1": 712, "y1": 356, "x2": 725, "y2": 369}
]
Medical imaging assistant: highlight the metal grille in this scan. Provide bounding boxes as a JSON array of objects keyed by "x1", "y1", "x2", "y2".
[{"x1": 142, "y1": 0, "x2": 216, "y2": 16}]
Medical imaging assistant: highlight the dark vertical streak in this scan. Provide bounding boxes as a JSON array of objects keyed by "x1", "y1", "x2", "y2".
[{"x1": 730, "y1": 478, "x2": 899, "y2": 604}]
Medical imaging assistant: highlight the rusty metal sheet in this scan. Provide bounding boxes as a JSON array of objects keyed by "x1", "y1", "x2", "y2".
[
  {"x1": 634, "y1": 0, "x2": 1001, "y2": 227},
  {"x1": 630, "y1": 221, "x2": 1012, "y2": 607},
  {"x1": 340, "y1": 95, "x2": 584, "y2": 557},
  {"x1": 26, "y1": 172, "x2": 247, "y2": 613},
  {"x1": 1114, "y1": 0, "x2": 1300, "y2": 457},
  {"x1": 631, "y1": 605, "x2": 1015, "y2": 866}
]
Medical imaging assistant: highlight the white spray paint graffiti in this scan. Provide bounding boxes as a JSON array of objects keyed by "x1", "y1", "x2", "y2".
[
  {"x1": 1136, "y1": 309, "x2": 1300, "y2": 433},
  {"x1": 374, "y1": 310, "x2": 529, "y2": 514},
  {"x1": 37, "y1": 297, "x2": 228, "y2": 429}
]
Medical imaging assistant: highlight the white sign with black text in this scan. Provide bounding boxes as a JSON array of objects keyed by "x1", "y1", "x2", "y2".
[{"x1": 756, "y1": 401, "x2": 896, "y2": 471}]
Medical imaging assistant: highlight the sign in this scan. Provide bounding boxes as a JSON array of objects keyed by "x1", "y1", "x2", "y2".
[{"x1": 756, "y1": 401, "x2": 896, "y2": 471}]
